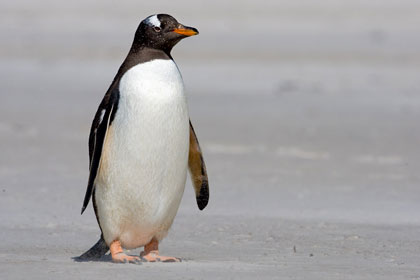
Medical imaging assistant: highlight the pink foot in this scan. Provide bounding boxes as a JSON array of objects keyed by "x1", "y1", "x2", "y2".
[
  {"x1": 140, "y1": 250, "x2": 181, "y2": 262},
  {"x1": 140, "y1": 238, "x2": 181, "y2": 263},
  {"x1": 110, "y1": 240, "x2": 141, "y2": 264}
]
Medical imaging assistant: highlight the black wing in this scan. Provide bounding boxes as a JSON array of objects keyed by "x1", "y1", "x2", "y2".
[
  {"x1": 81, "y1": 87, "x2": 119, "y2": 214},
  {"x1": 188, "y1": 120, "x2": 209, "y2": 210}
]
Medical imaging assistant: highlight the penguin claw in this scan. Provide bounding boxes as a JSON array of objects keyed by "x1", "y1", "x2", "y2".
[
  {"x1": 130, "y1": 258, "x2": 142, "y2": 265},
  {"x1": 112, "y1": 253, "x2": 141, "y2": 264},
  {"x1": 140, "y1": 256, "x2": 156, "y2": 262}
]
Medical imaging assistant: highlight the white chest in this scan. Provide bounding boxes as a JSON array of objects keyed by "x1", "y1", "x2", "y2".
[
  {"x1": 119, "y1": 59, "x2": 187, "y2": 112},
  {"x1": 114, "y1": 59, "x2": 190, "y2": 166},
  {"x1": 95, "y1": 59, "x2": 190, "y2": 248}
]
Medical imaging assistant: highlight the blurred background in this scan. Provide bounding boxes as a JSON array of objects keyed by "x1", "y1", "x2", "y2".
[{"x1": 1, "y1": 0, "x2": 420, "y2": 279}]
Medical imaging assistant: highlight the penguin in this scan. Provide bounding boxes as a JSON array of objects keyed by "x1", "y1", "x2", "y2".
[{"x1": 77, "y1": 14, "x2": 209, "y2": 263}]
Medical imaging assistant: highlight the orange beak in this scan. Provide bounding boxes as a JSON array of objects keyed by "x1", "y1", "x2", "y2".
[{"x1": 173, "y1": 26, "x2": 199, "y2": 36}]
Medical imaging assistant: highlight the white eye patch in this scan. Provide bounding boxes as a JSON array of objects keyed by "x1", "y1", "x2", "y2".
[{"x1": 145, "y1": 15, "x2": 161, "y2": 28}]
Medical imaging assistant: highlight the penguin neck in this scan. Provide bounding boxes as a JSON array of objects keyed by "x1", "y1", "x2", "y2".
[
  {"x1": 130, "y1": 42, "x2": 173, "y2": 60},
  {"x1": 117, "y1": 46, "x2": 173, "y2": 78}
]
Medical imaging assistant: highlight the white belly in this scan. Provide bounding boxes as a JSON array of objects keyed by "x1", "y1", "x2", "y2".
[{"x1": 95, "y1": 59, "x2": 189, "y2": 249}]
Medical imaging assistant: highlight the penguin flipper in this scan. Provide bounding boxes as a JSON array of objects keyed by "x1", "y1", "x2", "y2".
[
  {"x1": 188, "y1": 120, "x2": 209, "y2": 210},
  {"x1": 81, "y1": 87, "x2": 119, "y2": 215}
]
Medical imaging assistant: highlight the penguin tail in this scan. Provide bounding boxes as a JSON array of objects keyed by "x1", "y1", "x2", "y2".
[{"x1": 73, "y1": 235, "x2": 109, "y2": 262}]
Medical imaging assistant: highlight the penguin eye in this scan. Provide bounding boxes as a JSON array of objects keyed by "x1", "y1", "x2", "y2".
[{"x1": 153, "y1": 26, "x2": 161, "y2": 33}]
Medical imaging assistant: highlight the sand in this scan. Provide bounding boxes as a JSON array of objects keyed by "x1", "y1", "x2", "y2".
[{"x1": 1, "y1": 0, "x2": 420, "y2": 279}]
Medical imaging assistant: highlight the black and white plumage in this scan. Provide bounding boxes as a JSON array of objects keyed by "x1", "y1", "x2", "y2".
[{"x1": 77, "y1": 14, "x2": 209, "y2": 262}]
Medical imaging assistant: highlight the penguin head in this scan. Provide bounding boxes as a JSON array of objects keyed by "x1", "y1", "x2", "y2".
[{"x1": 133, "y1": 14, "x2": 199, "y2": 53}]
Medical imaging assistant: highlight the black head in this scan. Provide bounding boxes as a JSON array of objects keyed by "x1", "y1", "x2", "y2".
[{"x1": 132, "y1": 14, "x2": 198, "y2": 54}]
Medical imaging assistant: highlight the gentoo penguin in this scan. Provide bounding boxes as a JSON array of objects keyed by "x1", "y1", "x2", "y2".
[{"x1": 77, "y1": 14, "x2": 209, "y2": 263}]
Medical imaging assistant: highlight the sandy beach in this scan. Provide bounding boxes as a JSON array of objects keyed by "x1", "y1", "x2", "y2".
[{"x1": 1, "y1": 0, "x2": 420, "y2": 279}]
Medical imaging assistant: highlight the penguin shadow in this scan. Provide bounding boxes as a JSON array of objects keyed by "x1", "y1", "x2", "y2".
[
  {"x1": 72, "y1": 254, "x2": 185, "y2": 264},
  {"x1": 72, "y1": 254, "x2": 115, "y2": 263}
]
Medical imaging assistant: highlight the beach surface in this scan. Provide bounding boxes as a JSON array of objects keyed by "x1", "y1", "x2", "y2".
[{"x1": 1, "y1": 0, "x2": 420, "y2": 279}]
